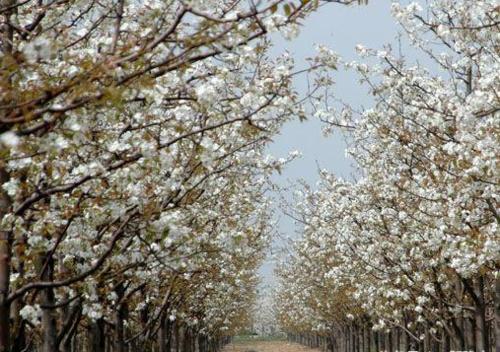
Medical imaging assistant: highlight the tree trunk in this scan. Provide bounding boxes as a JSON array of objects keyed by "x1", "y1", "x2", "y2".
[
  {"x1": 366, "y1": 326, "x2": 371, "y2": 352},
  {"x1": 495, "y1": 274, "x2": 500, "y2": 352},
  {"x1": 417, "y1": 325, "x2": 424, "y2": 352},
  {"x1": 387, "y1": 330, "x2": 393, "y2": 352},
  {"x1": 442, "y1": 328, "x2": 450, "y2": 352},
  {"x1": 158, "y1": 315, "x2": 168, "y2": 352},
  {"x1": 361, "y1": 325, "x2": 366, "y2": 352},
  {"x1": 184, "y1": 327, "x2": 192, "y2": 352},
  {"x1": 40, "y1": 255, "x2": 57, "y2": 352},
  {"x1": 470, "y1": 317, "x2": 478, "y2": 352},
  {"x1": 90, "y1": 318, "x2": 106, "y2": 352},
  {"x1": 199, "y1": 335, "x2": 206, "y2": 352},
  {"x1": 0, "y1": 222, "x2": 11, "y2": 352},
  {"x1": 347, "y1": 327, "x2": 350, "y2": 352},
  {"x1": 0, "y1": 126, "x2": 13, "y2": 352},
  {"x1": 114, "y1": 307, "x2": 125, "y2": 352},
  {"x1": 357, "y1": 326, "x2": 361, "y2": 352},
  {"x1": 59, "y1": 301, "x2": 82, "y2": 352},
  {"x1": 403, "y1": 328, "x2": 409, "y2": 352},
  {"x1": 192, "y1": 331, "x2": 197, "y2": 352},
  {"x1": 424, "y1": 324, "x2": 431, "y2": 352},
  {"x1": 396, "y1": 328, "x2": 401, "y2": 352},
  {"x1": 351, "y1": 325, "x2": 356, "y2": 352},
  {"x1": 0, "y1": 176, "x2": 10, "y2": 346},
  {"x1": 454, "y1": 279, "x2": 466, "y2": 351},
  {"x1": 178, "y1": 324, "x2": 184, "y2": 352},
  {"x1": 0, "y1": 0, "x2": 15, "y2": 344},
  {"x1": 10, "y1": 256, "x2": 26, "y2": 352},
  {"x1": 474, "y1": 276, "x2": 489, "y2": 352},
  {"x1": 114, "y1": 283, "x2": 127, "y2": 352}
]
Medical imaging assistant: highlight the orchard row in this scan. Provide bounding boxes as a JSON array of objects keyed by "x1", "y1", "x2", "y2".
[
  {"x1": 0, "y1": 0, "x2": 336, "y2": 351},
  {"x1": 276, "y1": 1, "x2": 499, "y2": 352}
]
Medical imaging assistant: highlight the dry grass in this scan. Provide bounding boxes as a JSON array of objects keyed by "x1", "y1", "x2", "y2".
[{"x1": 222, "y1": 340, "x2": 321, "y2": 352}]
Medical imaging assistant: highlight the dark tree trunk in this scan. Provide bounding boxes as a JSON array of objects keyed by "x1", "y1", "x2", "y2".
[
  {"x1": 59, "y1": 301, "x2": 82, "y2": 352},
  {"x1": 90, "y1": 318, "x2": 106, "y2": 352},
  {"x1": 388, "y1": 330, "x2": 393, "y2": 352},
  {"x1": 495, "y1": 274, "x2": 500, "y2": 352},
  {"x1": 379, "y1": 331, "x2": 385, "y2": 352},
  {"x1": 366, "y1": 325, "x2": 371, "y2": 352},
  {"x1": 454, "y1": 279, "x2": 466, "y2": 351},
  {"x1": 0, "y1": 0, "x2": 15, "y2": 349},
  {"x1": 471, "y1": 316, "x2": 478, "y2": 352},
  {"x1": 178, "y1": 324, "x2": 185, "y2": 352},
  {"x1": 0, "y1": 159, "x2": 13, "y2": 352},
  {"x1": 474, "y1": 276, "x2": 489, "y2": 352},
  {"x1": 114, "y1": 283, "x2": 127, "y2": 352},
  {"x1": 199, "y1": 334, "x2": 206, "y2": 352},
  {"x1": 396, "y1": 328, "x2": 401, "y2": 352},
  {"x1": 350, "y1": 325, "x2": 355, "y2": 352},
  {"x1": 159, "y1": 315, "x2": 172, "y2": 352},
  {"x1": 40, "y1": 255, "x2": 57, "y2": 352},
  {"x1": 442, "y1": 328, "x2": 450, "y2": 352},
  {"x1": 424, "y1": 325, "x2": 431, "y2": 352},
  {"x1": 184, "y1": 327, "x2": 192, "y2": 352}
]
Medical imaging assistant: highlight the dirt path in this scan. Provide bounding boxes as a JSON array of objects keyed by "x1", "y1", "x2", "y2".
[{"x1": 222, "y1": 340, "x2": 320, "y2": 352}]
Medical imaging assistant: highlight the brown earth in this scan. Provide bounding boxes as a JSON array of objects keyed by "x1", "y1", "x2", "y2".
[{"x1": 222, "y1": 340, "x2": 320, "y2": 352}]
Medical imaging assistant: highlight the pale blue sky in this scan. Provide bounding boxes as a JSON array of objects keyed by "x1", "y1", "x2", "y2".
[{"x1": 260, "y1": 1, "x2": 407, "y2": 287}]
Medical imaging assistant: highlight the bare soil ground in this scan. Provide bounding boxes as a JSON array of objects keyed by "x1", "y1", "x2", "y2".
[{"x1": 222, "y1": 340, "x2": 320, "y2": 352}]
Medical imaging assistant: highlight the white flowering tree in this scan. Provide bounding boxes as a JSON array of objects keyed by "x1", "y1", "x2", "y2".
[
  {"x1": 276, "y1": 1, "x2": 499, "y2": 351},
  {"x1": 0, "y1": 0, "x2": 346, "y2": 351}
]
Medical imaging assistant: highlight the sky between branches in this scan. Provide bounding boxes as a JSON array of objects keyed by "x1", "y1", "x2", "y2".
[{"x1": 260, "y1": 0, "x2": 416, "y2": 288}]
